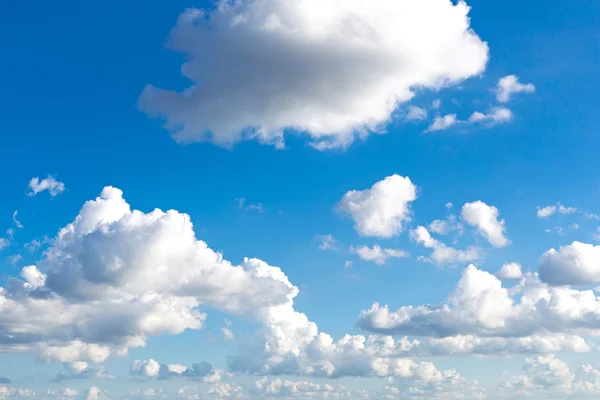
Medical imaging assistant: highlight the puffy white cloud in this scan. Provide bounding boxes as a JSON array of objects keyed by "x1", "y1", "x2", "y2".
[
  {"x1": 357, "y1": 264, "x2": 600, "y2": 338},
  {"x1": 537, "y1": 205, "x2": 557, "y2": 219},
  {"x1": 537, "y1": 203, "x2": 577, "y2": 219},
  {"x1": 82, "y1": 386, "x2": 107, "y2": 400},
  {"x1": 140, "y1": 0, "x2": 488, "y2": 149},
  {"x1": 468, "y1": 107, "x2": 513, "y2": 125},
  {"x1": 539, "y1": 241, "x2": 600, "y2": 286},
  {"x1": 429, "y1": 214, "x2": 463, "y2": 236},
  {"x1": 254, "y1": 377, "x2": 351, "y2": 398},
  {"x1": 130, "y1": 359, "x2": 161, "y2": 378},
  {"x1": 53, "y1": 362, "x2": 114, "y2": 382},
  {"x1": 221, "y1": 327, "x2": 235, "y2": 341},
  {"x1": 499, "y1": 355, "x2": 600, "y2": 398},
  {"x1": 352, "y1": 245, "x2": 409, "y2": 265},
  {"x1": 495, "y1": 75, "x2": 535, "y2": 103},
  {"x1": 426, "y1": 114, "x2": 457, "y2": 132},
  {"x1": 27, "y1": 176, "x2": 65, "y2": 197},
  {"x1": 410, "y1": 226, "x2": 483, "y2": 265},
  {"x1": 315, "y1": 234, "x2": 337, "y2": 251},
  {"x1": 0, "y1": 187, "x2": 298, "y2": 362},
  {"x1": 338, "y1": 175, "x2": 417, "y2": 238},
  {"x1": 497, "y1": 262, "x2": 523, "y2": 280},
  {"x1": 131, "y1": 358, "x2": 225, "y2": 383},
  {"x1": 406, "y1": 106, "x2": 428, "y2": 121},
  {"x1": 461, "y1": 201, "x2": 510, "y2": 247}
]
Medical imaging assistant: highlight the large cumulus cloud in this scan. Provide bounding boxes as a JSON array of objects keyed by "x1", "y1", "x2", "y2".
[{"x1": 139, "y1": 0, "x2": 488, "y2": 149}]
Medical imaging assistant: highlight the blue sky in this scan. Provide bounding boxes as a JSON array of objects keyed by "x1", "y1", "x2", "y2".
[{"x1": 1, "y1": 0, "x2": 600, "y2": 399}]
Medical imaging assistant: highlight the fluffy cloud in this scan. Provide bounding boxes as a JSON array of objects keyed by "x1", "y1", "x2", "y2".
[
  {"x1": 27, "y1": 176, "x2": 65, "y2": 197},
  {"x1": 254, "y1": 377, "x2": 351, "y2": 398},
  {"x1": 140, "y1": 0, "x2": 488, "y2": 149},
  {"x1": 495, "y1": 75, "x2": 535, "y2": 103},
  {"x1": 500, "y1": 355, "x2": 600, "y2": 398},
  {"x1": 410, "y1": 226, "x2": 483, "y2": 265},
  {"x1": 0, "y1": 187, "x2": 297, "y2": 362},
  {"x1": 352, "y1": 245, "x2": 409, "y2": 265},
  {"x1": 461, "y1": 201, "x2": 510, "y2": 247},
  {"x1": 426, "y1": 114, "x2": 457, "y2": 132},
  {"x1": 537, "y1": 203, "x2": 577, "y2": 219},
  {"x1": 468, "y1": 107, "x2": 513, "y2": 125},
  {"x1": 496, "y1": 262, "x2": 524, "y2": 280},
  {"x1": 316, "y1": 234, "x2": 337, "y2": 251},
  {"x1": 357, "y1": 264, "x2": 600, "y2": 338},
  {"x1": 53, "y1": 362, "x2": 114, "y2": 382},
  {"x1": 539, "y1": 241, "x2": 600, "y2": 286},
  {"x1": 130, "y1": 359, "x2": 220, "y2": 382},
  {"x1": 338, "y1": 175, "x2": 417, "y2": 238},
  {"x1": 429, "y1": 214, "x2": 463, "y2": 236},
  {"x1": 406, "y1": 106, "x2": 428, "y2": 121}
]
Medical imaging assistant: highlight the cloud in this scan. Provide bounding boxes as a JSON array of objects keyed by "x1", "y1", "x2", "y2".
[
  {"x1": 406, "y1": 106, "x2": 428, "y2": 121},
  {"x1": 27, "y1": 176, "x2": 65, "y2": 197},
  {"x1": 139, "y1": 0, "x2": 488, "y2": 149},
  {"x1": 12, "y1": 212, "x2": 23, "y2": 229},
  {"x1": 500, "y1": 355, "x2": 600, "y2": 398},
  {"x1": 426, "y1": 114, "x2": 457, "y2": 132},
  {"x1": 468, "y1": 107, "x2": 513, "y2": 125},
  {"x1": 0, "y1": 379, "x2": 9, "y2": 385},
  {"x1": 221, "y1": 327, "x2": 235, "y2": 341},
  {"x1": 0, "y1": 187, "x2": 298, "y2": 362},
  {"x1": 52, "y1": 362, "x2": 114, "y2": 382},
  {"x1": 495, "y1": 74, "x2": 535, "y2": 103},
  {"x1": 130, "y1": 359, "x2": 220, "y2": 382},
  {"x1": 338, "y1": 175, "x2": 417, "y2": 238},
  {"x1": 461, "y1": 201, "x2": 510, "y2": 247},
  {"x1": 410, "y1": 226, "x2": 483, "y2": 265},
  {"x1": 316, "y1": 234, "x2": 337, "y2": 251},
  {"x1": 428, "y1": 214, "x2": 463, "y2": 236},
  {"x1": 254, "y1": 377, "x2": 351, "y2": 398},
  {"x1": 537, "y1": 203, "x2": 577, "y2": 219},
  {"x1": 235, "y1": 197, "x2": 264, "y2": 213},
  {"x1": 496, "y1": 262, "x2": 524, "y2": 280},
  {"x1": 539, "y1": 241, "x2": 600, "y2": 286},
  {"x1": 426, "y1": 107, "x2": 513, "y2": 133},
  {"x1": 357, "y1": 264, "x2": 600, "y2": 339},
  {"x1": 351, "y1": 245, "x2": 409, "y2": 265},
  {"x1": 537, "y1": 205, "x2": 557, "y2": 219}
]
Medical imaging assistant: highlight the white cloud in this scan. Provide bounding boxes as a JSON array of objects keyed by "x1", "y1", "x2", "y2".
[
  {"x1": 357, "y1": 264, "x2": 600, "y2": 338},
  {"x1": 500, "y1": 355, "x2": 600, "y2": 398},
  {"x1": 338, "y1": 175, "x2": 417, "y2": 238},
  {"x1": 254, "y1": 377, "x2": 351, "y2": 398},
  {"x1": 537, "y1": 203, "x2": 577, "y2": 219},
  {"x1": 316, "y1": 234, "x2": 337, "y2": 251},
  {"x1": 537, "y1": 205, "x2": 557, "y2": 219},
  {"x1": 131, "y1": 359, "x2": 219, "y2": 381},
  {"x1": 410, "y1": 226, "x2": 483, "y2": 265},
  {"x1": 351, "y1": 245, "x2": 409, "y2": 265},
  {"x1": 428, "y1": 214, "x2": 463, "y2": 236},
  {"x1": 406, "y1": 106, "x2": 428, "y2": 121},
  {"x1": 468, "y1": 107, "x2": 513, "y2": 125},
  {"x1": 426, "y1": 114, "x2": 457, "y2": 132},
  {"x1": 12, "y1": 212, "x2": 23, "y2": 229},
  {"x1": 221, "y1": 327, "x2": 235, "y2": 341},
  {"x1": 497, "y1": 262, "x2": 523, "y2": 280},
  {"x1": 27, "y1": 176, "x2": 65, "y2": 197},
  {"x1": 432, "y1": 99, "x2": 442, "y2": 109},
  {"x1": 139, "y1": 0, "x2": 488, "y2": 149},
  {"x1": 344, "y1": 260, "x2": 352, "y2": 269},
  {"x1": 0, "y1": 187, "x2": 299, "y2": 362},
  {"x1": 495, "y1": 75, "x2": 535, "y2": 103},
  {"x1": 461, "y1": 200, "x2": 510, "y2": 247},
  {"x1": 538, "y1": 241, "x2": 600, "y2": 286}
]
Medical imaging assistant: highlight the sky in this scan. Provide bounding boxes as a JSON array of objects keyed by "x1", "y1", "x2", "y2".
[{"x1": 1, "y1": 0, "x2": 600, "y2": 399}]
